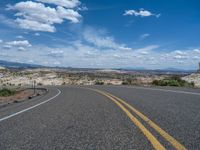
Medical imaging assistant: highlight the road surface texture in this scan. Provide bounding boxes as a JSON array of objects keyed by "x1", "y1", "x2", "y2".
[{"x1": 0, "y1": 85, "x2": 200, "y2": 150}]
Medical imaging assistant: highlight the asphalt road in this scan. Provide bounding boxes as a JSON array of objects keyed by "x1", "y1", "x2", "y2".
[{"x1": 0, "y1": 85, "x2": 200, "y2": 150}]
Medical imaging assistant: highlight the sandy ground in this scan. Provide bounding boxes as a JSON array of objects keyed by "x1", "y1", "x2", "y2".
[{"x1": 0, "y1": 89, "x2": 34, "y2": 105}]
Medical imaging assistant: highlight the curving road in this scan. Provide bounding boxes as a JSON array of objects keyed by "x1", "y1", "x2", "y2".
[{"x1": 0, "y1": 85, "x2": 200, "y2": 150}]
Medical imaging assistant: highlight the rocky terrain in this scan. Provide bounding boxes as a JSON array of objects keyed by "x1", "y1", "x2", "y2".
[
  {"x1": 182, "y1": 73, "x2": 200, "y2": 87},
  {"x1": 0, "y1": 66, "x2": 198, "y2": 88},
  {"x1": 0, "y1": 68, "x2": 164, "y2": 87}
]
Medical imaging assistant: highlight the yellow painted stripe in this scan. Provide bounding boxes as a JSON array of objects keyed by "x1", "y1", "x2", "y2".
[
  {"x1": 105, "y1": 92, "x2": 187, "y2": 150},
  {"x1": 91, "y1": 89, "x2": 166, "y2": 150}
]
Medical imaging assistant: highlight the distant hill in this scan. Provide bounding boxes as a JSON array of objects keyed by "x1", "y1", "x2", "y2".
[
  {"x1": 117, "y1": 67, "x2": 147, "y2": 71},
  {"x1": 159, "y1": 68, "x2": 195, "y2": 72},
  {"x1": 0, "y1": 60, "x2": 44, "y2": 69},
  {"x1": 154, "y1": 68, "x2": 195, "y2": 73},
  {"x1": 117, "y1": 67, "x2": 195, "y2": 75},
  {"x1": 0, "y1": 60, "x2": 196, "y2": 75}
]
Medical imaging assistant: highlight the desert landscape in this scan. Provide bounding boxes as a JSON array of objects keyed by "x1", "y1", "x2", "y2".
[{"x1": 0, "y1": 65, "x2": 199, "y2": 88}]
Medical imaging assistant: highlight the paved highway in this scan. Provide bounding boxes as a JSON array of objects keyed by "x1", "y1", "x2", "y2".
[{"x1": 0, "y1": 85, "x2": 200, "y2": 150}]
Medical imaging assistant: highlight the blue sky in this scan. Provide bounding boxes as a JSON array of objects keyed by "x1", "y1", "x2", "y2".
[{"x1": 0, "y1": 0, "x2": 200, "y2": 69}]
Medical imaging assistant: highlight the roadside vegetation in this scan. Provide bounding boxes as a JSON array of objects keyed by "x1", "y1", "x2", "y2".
[
  {"x1": 0, "y1": 88, "x2": 16, "y2": 97},
  {"x1": 152, "y1": 76, "x2": 194, "y2": 87},
  {"x1": 122, "y1": 78, "x2": 138, "y2": 85},
  {"x1": 95, "y1": 80, "x2": 104, "y2": 85}
]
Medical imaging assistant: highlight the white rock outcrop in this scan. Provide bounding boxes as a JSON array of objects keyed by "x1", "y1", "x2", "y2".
[{"x1": 182, "y1": 73, "x2": 200, "y2": 87}]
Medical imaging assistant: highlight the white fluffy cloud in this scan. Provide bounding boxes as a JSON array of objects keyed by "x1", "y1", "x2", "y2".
[
  {"x1": 0, "y1": 16, "x2": 198, "y2": 70},
  {"x1": 1, "y1": 39, "x2": 199, "y2": 69},
  {"x1": 83, "y1": 27, "x2": 132, "y2": 51},
  {"x1": 8, "y1": 0, "x2": 83, "y2": 32},
  {"x1": 18, "y1": 47, "x2": 26, "y2": 51},
  {"x1": 36, "y1": 0, "x2": 80, "y2": 8},
  {"x1": 3, "y1": 40, "x2": 32, "y2": 51},
  {"x1": 172, "y1": 50, "x2": 187, "y2": 60},
  {"x1": 47, "y1": 50, "x2": 64, "y2": 57},
  {"x1": 16, "y1": 18, "x2": 56, "y2": 32},
  {"x1": 124, "y1": 9, "x2": 160, "y2": 18},
  {"x1": 57, "y1": 6, "x2": 81, "y2": 23},
  {"x1": 6, "y1": 40, "x2": 31, "y2": 47}
]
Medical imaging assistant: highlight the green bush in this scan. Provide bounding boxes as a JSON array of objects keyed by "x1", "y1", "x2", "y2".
[
  {"x1": 95, "y1": 80, "x2": 104, "y2": 85},
  {"x1": 122, "y1": 78, "x2": 136, "y2": 85},
  {"x1": 122, "y1": 81, "x2": 129, "y2": 85},
  {"x1": 0, "y1": 88, "x2": 16, "y2": 97},
  {"x1": 152, "y1": 76, "x2": 194, "y2": 87}
]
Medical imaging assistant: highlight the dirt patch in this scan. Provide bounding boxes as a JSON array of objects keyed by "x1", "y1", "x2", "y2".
[{"x1": 0, "y1": 89, "x2": 34, "y2": 104}]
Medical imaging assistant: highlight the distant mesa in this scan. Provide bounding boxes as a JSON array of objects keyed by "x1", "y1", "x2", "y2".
[
  {"x1": 0, "y1": 60, "x2": 197, "y2": 75},
  {"x1": 0, "y1": 60, "x2": 44, "y2": 69}
]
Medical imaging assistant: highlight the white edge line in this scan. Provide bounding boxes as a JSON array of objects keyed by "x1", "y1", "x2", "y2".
[
  {"x1": 0, "y1": 89, "x2": 61, "y2": 123},
  {"x1": 120, "y1": 86, "x2": 200, "y2": 96}
]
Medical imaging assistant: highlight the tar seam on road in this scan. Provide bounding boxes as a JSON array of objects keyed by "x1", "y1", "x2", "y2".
[
  {"x1": 85, "y1": 88, "x2": 187, "y2": 150},
  {"x1": 0, "y1": 89, "x2": 61, "y2": 123}
]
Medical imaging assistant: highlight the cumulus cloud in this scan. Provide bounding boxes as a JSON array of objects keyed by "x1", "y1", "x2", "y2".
[
  {"x1": 173, "y1": 55, "x2": 187, "y2": 59},
  {"x1": 16, "y1": 18, "x2": 56, "y2": 32},
  {"x1": 8, "y1": 1, "x2": 63, "y2": 23},
  {"x1": 7, "y1": 0, "x2": 83, "y2": 32},
  {"x1": 193, "y1": 49, "x2": 200, "y2": 53},
  {"x1": 6, "y1": 40, "x2": 31, "y2": 47},
  {"x1": 36, "y1": 0, "x2": 80, "y2": 8},
  {"x1": 47, "y1": 50, "x2": 64, "y2": 57},
  {"x1": 124, "y1": 9, "x2": 160, "y2": 18},
  {"x1": 57, "y1": 6, "x2": 81, "y2": 23},
  {"x1": 174, "y1": 50, "x2": 186, "y2": 55},
  {"x1": 3, "y1": 40, "x2": 32, "y2": 51},
  {"x1": 18, "y1": 47, "x2": 26, "y2": 51},
  {"x1": 0, "y1": 39, "x2": 3, "y2": 43},
  {"x1": 3, "y1": 45, "x2": 12, "y2": 49},
  {"x1": 78, "y1": 5, "x2": 88, "y2": 11},
  {"x1": 1, "y1": 39, "x2": 199, "y2": 69},
  {"x1": 172, "y1": 50, "x2": 187, "y2": 60}
]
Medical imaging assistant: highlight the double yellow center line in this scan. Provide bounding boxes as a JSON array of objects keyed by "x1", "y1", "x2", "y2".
[{"x1": 87, "y1": 88, "x2": 187, "y2": 150}]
